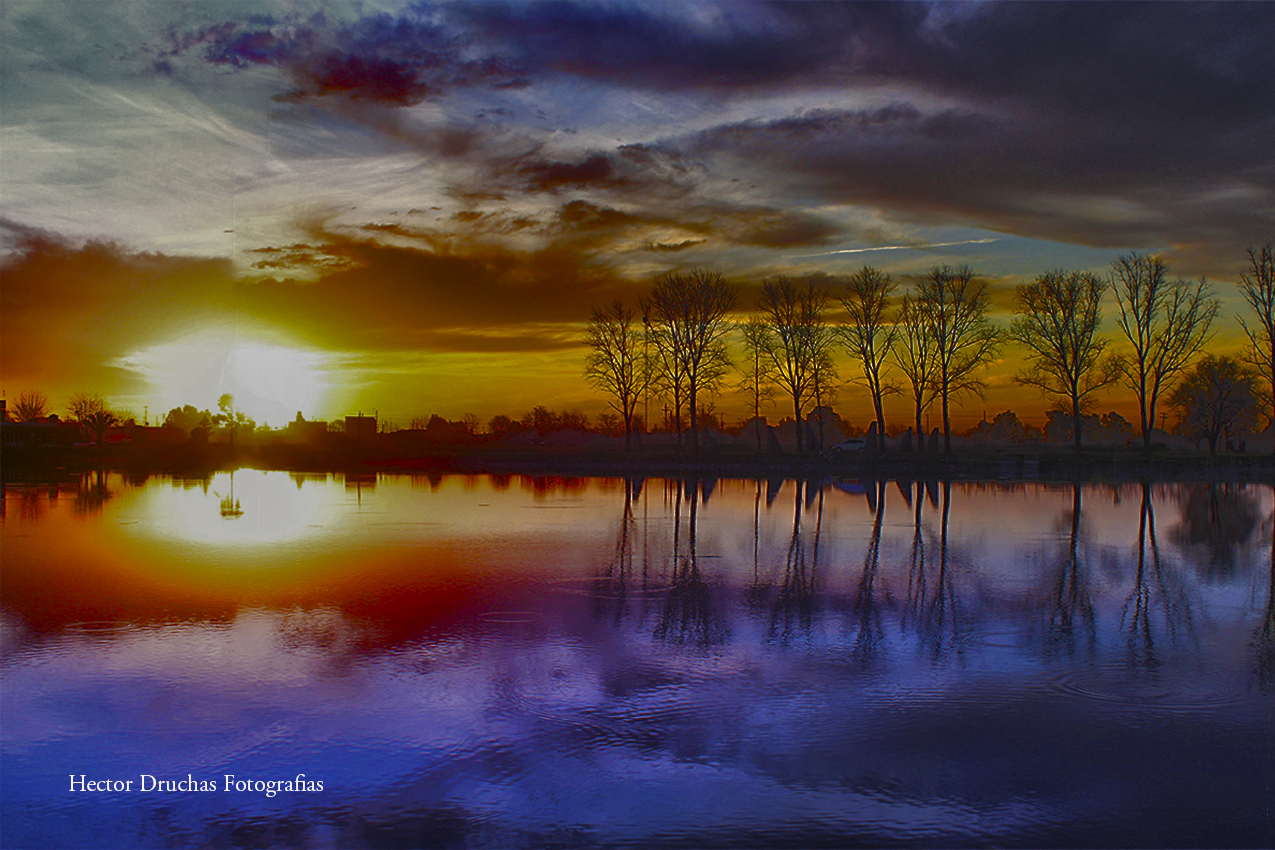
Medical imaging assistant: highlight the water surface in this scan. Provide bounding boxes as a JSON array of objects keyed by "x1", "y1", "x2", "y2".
[{"x1": 3, "y1": 472, "x2": 1272, "y2": 848}]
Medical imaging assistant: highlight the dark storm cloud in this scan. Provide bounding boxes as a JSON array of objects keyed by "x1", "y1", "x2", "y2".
[
  {"x1": 164, "y1": 2, "x2": 1274, "y2": 268},
  {"x1": 463, "y1": 1, "x2": 1275, "y2": 122},
  {"x1": 173, "y1": 3, "x2": 1275, "y2": 136},
  {"x1": 176, "y1": 5, "x2": 526, "y2": 106},
  {"x1": 689, "y1": 93, "x2": 1272, "y2": 259},
  {"x1": 519, "y1": 153, "x2": 630, "y2": 193},
  {"x1": 447, "y1": 0, "x2": 899, "y2": 92}
]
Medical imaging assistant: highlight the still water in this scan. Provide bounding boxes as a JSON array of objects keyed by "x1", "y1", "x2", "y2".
[{"x1": 2, "y1": 471, "x2": 1272, "y2": 848}]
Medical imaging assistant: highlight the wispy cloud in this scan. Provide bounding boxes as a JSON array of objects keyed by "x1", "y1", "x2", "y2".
[{"x1": 794, "y1": 238, "x2": 1000, "y2": 259}]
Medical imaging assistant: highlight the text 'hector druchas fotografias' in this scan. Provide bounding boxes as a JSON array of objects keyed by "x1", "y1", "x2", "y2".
[{"x1": 68, "y1": 774, "x2": 324, "y2": 796}]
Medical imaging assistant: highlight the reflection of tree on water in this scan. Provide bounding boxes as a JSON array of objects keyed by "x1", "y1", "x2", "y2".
[
  {"x1": 1171, "y1": 483, "x2": 1261, "y2": 578},
  {"x1": 1122, "y1": 483, "x2": 1198, "y2": 668},
  {"x1": 744, "y1": 479, "x2": 770, "y2": 610},
  {"x1": 1039, "y1": 484, "x2": 1097, "y2": 660},
  {"x1": 851, "y1": 480, "x2": 889, "y2": 663},
  {"x1": 1253, "y1": 485, "x2": 1275, "y2": 691},
  {"x1": 655, "y1": 479, "x2": 728, "y2": 646},
  {"x1": 73, "y1": 469, "x2": 112, "y2": 515},
  {"x1": 767, "y1": 480, "x2": 824, "y2": 644},
  {"x1": 904, "y1": 480, "x2": 964, "y2": 661},
  {"x1": 217, "y1": 470, "x2": 243, "y2": 518},
  {"x1": 591, "y1": 477, "x2": 639, "y2": 625},
  {"x1": 14, "y1": 483, "x2": 58, "y2": 522}
]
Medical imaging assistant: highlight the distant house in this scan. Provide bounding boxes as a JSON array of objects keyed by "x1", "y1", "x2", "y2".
[
  {"x1": 128, "y1": 425, "x2": 181, "y2": 446},
  {"x1": 1, "y1": 414, "x2": 81, "y2": 447},
  {"x1": 283, "y1": 414, "x2": 329, "y2": 445}
]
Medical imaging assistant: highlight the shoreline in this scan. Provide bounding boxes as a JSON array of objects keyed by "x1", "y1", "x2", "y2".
[{"x1": 4, "y1": 442, "x2": 1273, "y2": 484}]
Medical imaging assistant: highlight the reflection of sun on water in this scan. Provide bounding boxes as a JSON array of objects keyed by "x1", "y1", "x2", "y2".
[{"x1": 143, "y1": 470, "x2": 332, "y2": 548}]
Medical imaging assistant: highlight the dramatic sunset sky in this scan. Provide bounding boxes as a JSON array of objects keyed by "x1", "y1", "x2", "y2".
[{"x1": 3, "y1": 1, "x2": 1272, "y2": 429}]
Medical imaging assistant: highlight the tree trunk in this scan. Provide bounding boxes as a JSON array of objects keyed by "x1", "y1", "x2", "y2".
[
  {"x1": 688, "y1": 385, "x2": 699, "y2": 452},
  {"x1": 793, "y1": 394, "x2": 804, "y2": 452},
  {"x1": 914, "y1": 400, "x2": 924, "y2": 454},
  {"x1": 1147, "y1": 384, "x2": 1157, "y2": 451},
  {"x1": 1072, "y1": 396, "x2": 1082, "y2": 453},
  {"x1": 873, "y1": 391, "x2": 887, "y2": 452},
  {"x1": 942, "y1": 390, "x2": 952, "y2": 454}
]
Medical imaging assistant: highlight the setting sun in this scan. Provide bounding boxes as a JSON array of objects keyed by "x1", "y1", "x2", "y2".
[{"x1": 117, "y1": 329, "x2": 331, "y2": 426}]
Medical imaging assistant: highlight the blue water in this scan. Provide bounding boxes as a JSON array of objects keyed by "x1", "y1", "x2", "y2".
[{"x1": 2, "y1": 473, "x2": 1272, "y2": 848}]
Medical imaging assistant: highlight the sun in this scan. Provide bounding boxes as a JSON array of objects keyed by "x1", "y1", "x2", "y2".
[{"x1": 117, "y1": 328, "x2": 331, "y2": 426}]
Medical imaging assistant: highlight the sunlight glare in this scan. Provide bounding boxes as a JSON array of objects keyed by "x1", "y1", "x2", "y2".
[
  {"x1": 139, "y1": 470, "x2": 333, "y2": 549},
  {"x1": 118, "y1": 330, "x2": 331, "y2": 425}
]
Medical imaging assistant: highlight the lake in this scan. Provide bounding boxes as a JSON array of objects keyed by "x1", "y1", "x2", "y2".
[{"x1": 2, "y1": 471, "x2": 1272, "y2": 848}]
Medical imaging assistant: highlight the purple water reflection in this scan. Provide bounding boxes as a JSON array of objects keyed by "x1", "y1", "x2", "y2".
[{"x1": 2, "y1": 473, "x2": 1272, "y2": 848}]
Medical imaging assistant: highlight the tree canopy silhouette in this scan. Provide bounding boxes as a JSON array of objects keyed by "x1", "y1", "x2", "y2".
[
  {"x1": 914, "y1": 265, "x2": 1000, "y2": 453},
  {"x1": 1111, "y1": 253, "x2": 1219, "y2": 449},
  {"x1": 840, "y1": 266, "x2": 898, "y2": 451},
  {"x1": 1011, "y1": 269, "x2": 1121, "y2": 451},
  {"x1": 736, "y1": 316, "x2": 776, "y2": 451},
  {"x1": 757, "y1": 275, "x2": 835, "y2": 452},
  {"x1": 893, "y1": 292, "x2": 939, "y2": 449},
  {"x1": 1167, "y1": 354, "x2": 1262, "y2": 453},
  {"x1": 642, "y1": 270, "x2": 736, "y2": 451},
  {"x1": 583, "y1": 299, "x2": 648, "y2": 451},
  {"x1": 11, "y1": 391, "x2": 48, "y2": 422},
  {"x1": 68, "y1": 392, "x2": 116, "y2": 447},
  {"x1": 1236, "y1": 243, "x2": 1275, "y2": 445}
]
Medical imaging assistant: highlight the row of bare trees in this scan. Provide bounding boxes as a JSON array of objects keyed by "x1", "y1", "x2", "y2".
[
  {"x1": 585, "y1": 270, "x2": 738, "y2": 452},
  {"x1": 585, "y1": 245, "x2": 1275, "y2": 453},
  {"x1": 4, "y1": 391, "x2": 120, "y2": 446}
]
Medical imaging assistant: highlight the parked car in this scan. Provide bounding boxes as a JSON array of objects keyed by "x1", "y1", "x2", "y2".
[{"x1": 829, "y1": 437, "x2": 867, "y2": 453}]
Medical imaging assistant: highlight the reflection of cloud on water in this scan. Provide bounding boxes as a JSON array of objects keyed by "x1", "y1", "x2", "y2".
[{"x1": 4, "y1": 598, "x2": 1270, "y2": 849}]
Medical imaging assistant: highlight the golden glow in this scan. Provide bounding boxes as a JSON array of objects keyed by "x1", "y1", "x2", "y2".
[
  {"x1": 140, "y1": 470, "x2": 334, "y2": 549},
  {"x1": 117, "y1": 329, "x2": 331, "y2": 425}
]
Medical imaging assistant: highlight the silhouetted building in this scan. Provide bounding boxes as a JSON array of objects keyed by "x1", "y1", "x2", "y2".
[
  {"x1": 345, "y1": 415, "x2": 377, "y2": 445},
  {"x1": 284, "y1": 415, "x2": 328, "y2": 445}
]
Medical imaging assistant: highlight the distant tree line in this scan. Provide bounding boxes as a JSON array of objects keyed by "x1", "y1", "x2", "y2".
[
  {"x1": 583, "y1": 245, "x2": 1275, "y2": 454},
  {"x1": 5, "y1": 247, "x2": 1270, "y2": 457}
]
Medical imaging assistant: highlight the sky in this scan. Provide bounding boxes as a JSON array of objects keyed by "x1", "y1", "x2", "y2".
[{"x1": 2, "y1": 0, "x2": 1273, "y2": 429}]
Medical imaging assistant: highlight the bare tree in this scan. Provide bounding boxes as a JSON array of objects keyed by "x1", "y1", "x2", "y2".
[
  {"x1": 1011, "y1": 269, "x2": 1122, "y2": 451},
  {"x1": 893, "y1": 293, "x2": 939, "y2": 448},
  {"x1": 584, "y1": 299, "x2": 648, "y2": 451},
  {"x1": 1111, "y1": 253, "x2": 1220, "y2": 449},
  {"x1": 736, "y1": 316, "x2": 776, "y2": 452},
  {"x1": 643, "y1": 270, "x2": 737, "y2": 451},
  {"x1": 68, "y1": 392, "x2": 117, "y2": 447},
  {"x1": 11, "y1": 391, "x2": 48, "y2": 422},
  {"x1": 807, "y1": 330, "x2": 840, "y2": 451},
  {"x1": 1168, "y1": 355, "x2": 1263, "y2": 453},
  {"x1": 757, "y1": 275, "x2": 834, "y2": 452},
  {"x1": 840, "y1": 266, "x2": 898, "y2": 451},
  {"x1": 915, "y1": 265, "x2": 1001, "y2": 453},
  {"x1": 1237, "y1": 243, "x2": 1275, "y2": 444}
]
